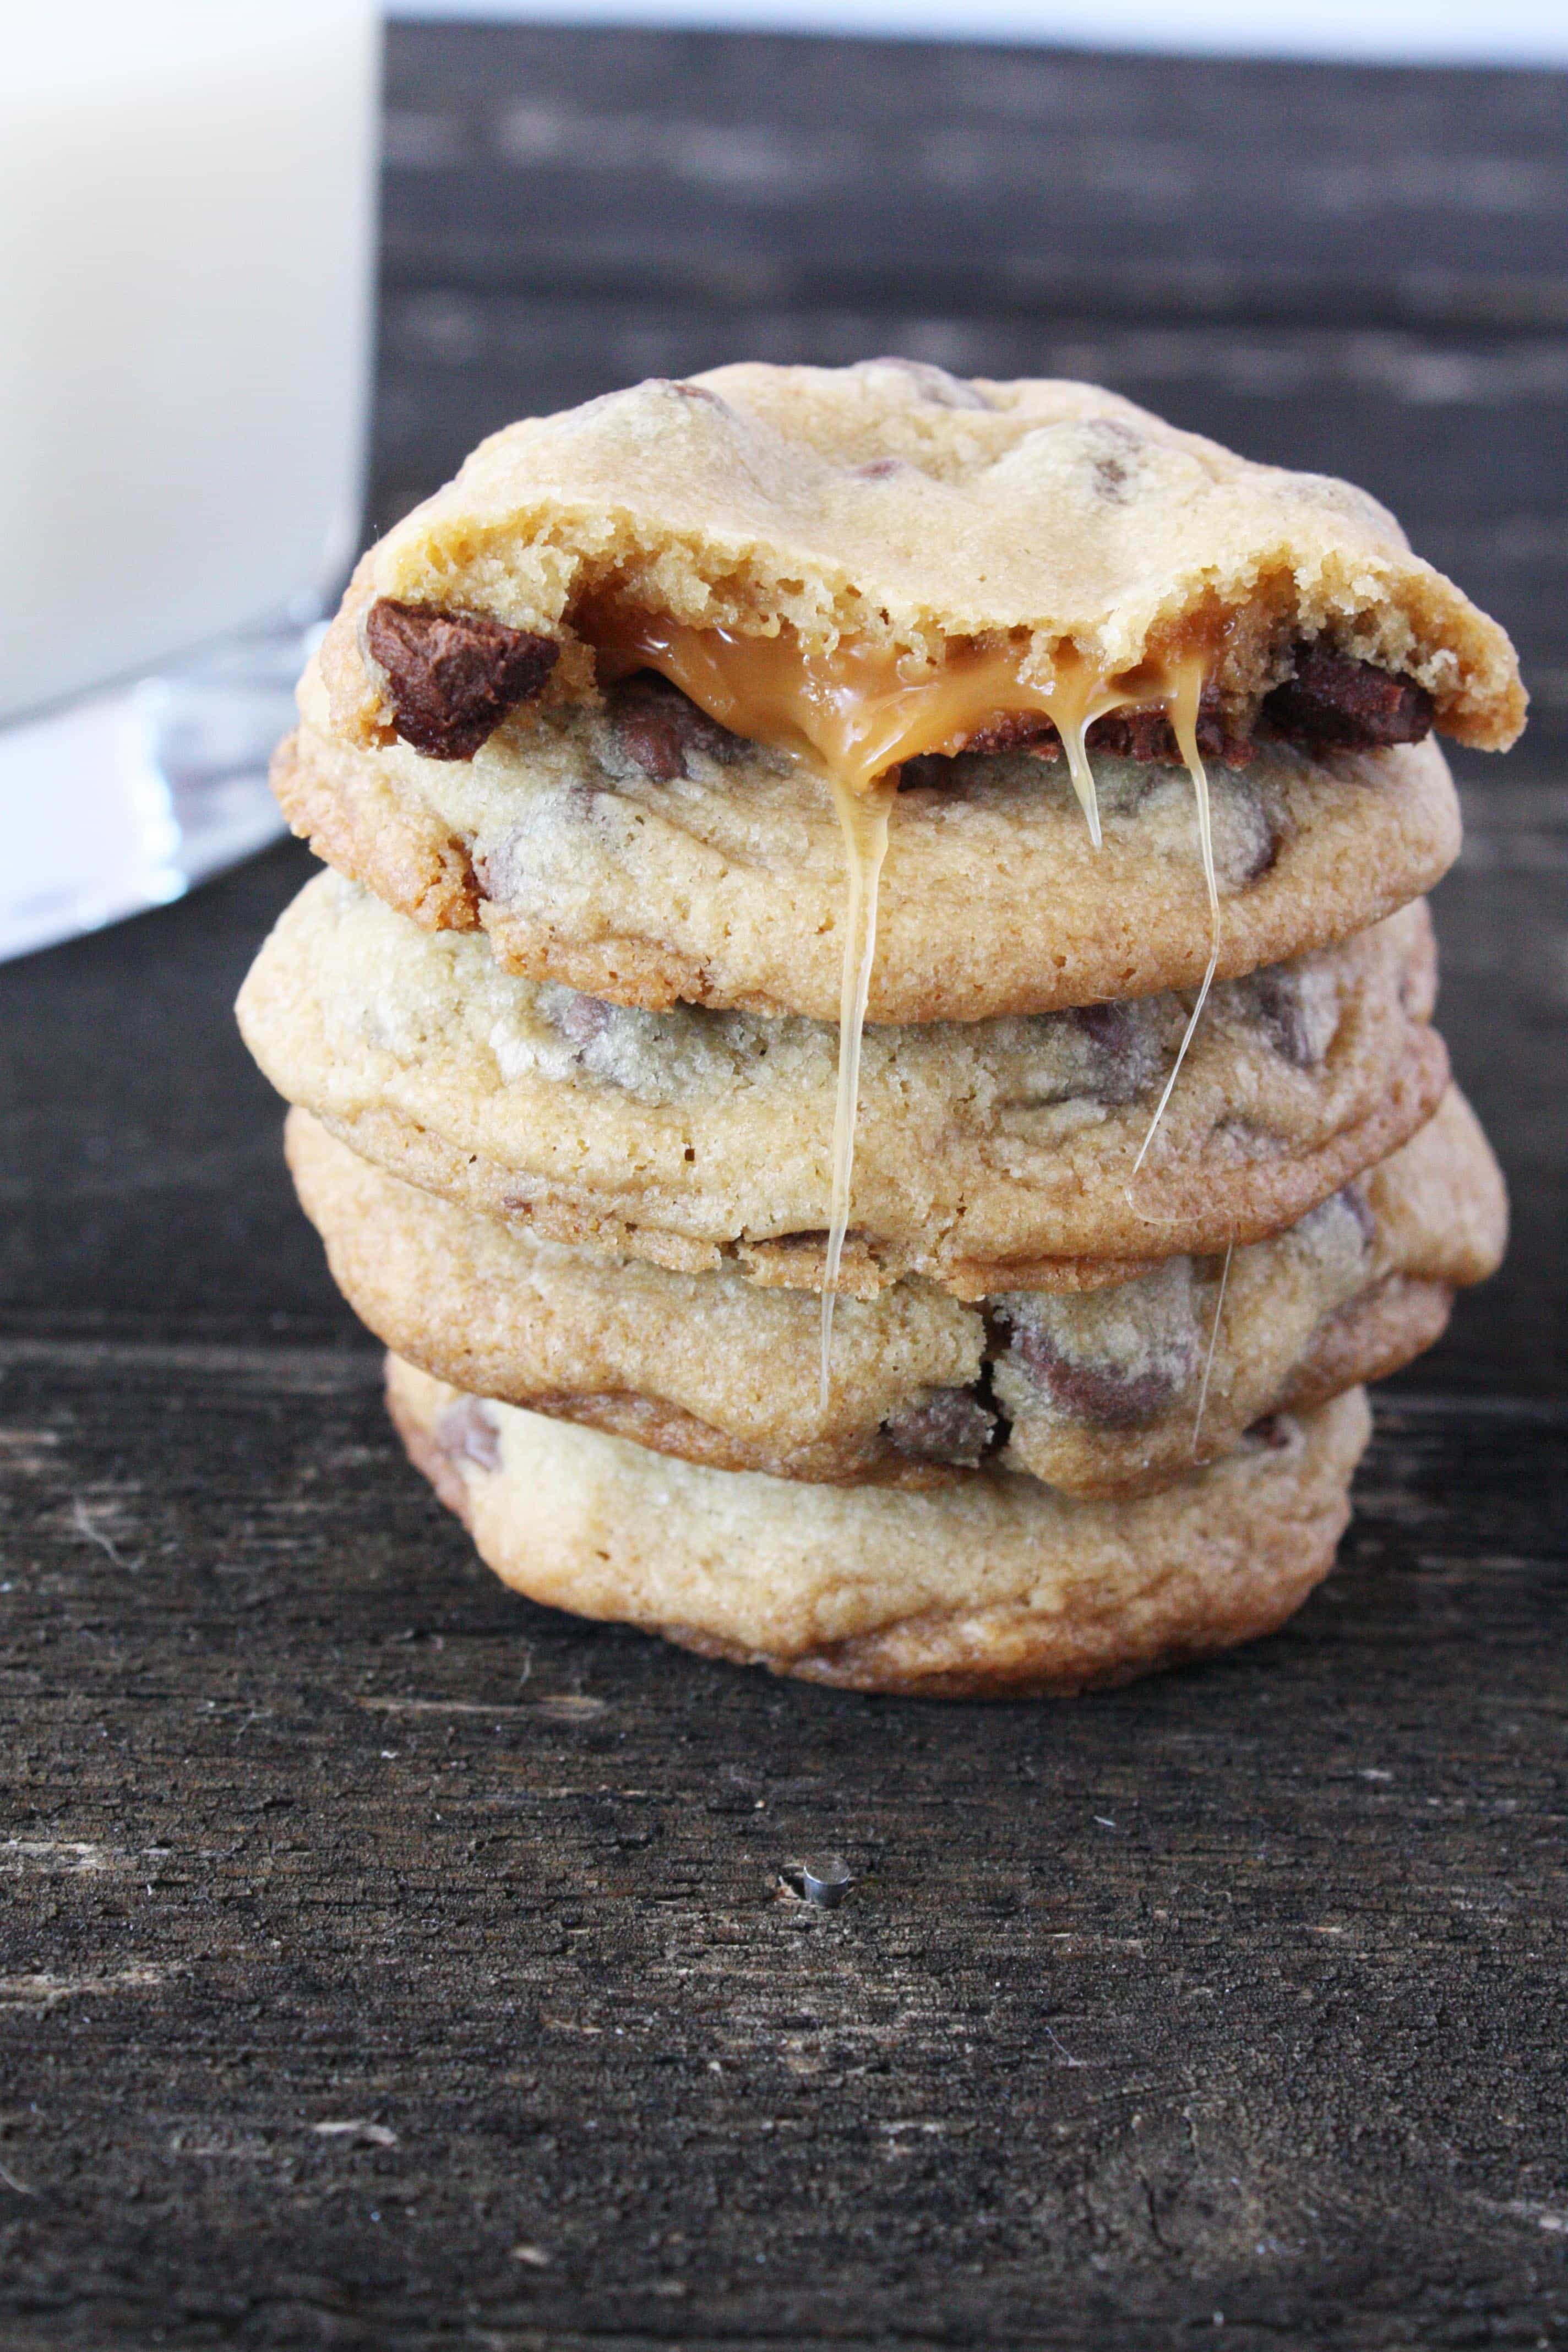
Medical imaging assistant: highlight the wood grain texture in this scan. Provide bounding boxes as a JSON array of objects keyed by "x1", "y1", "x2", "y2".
[
  {"x1": 1, "y1": 23, "x2": 1565, "y2": 2344},
  {"x1": 379, "y1": 23, "x2": 1568, "y2": 329},
  {"x1": 0, "y1": 1346, "x2": 1565, "y2": 2349}
]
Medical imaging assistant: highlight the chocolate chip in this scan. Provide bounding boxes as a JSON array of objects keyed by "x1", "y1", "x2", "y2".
[
  {"x1": 1070, "y1": 1000, "x2": 1136, "y2": 1053},
  {"x1": 607, "y1": 674, "x2": 748, "y2": 783},
  {"x1": 1064, "y1": 999, "x2": 1163, "y2": 1105},
  {"x1": 1229, "y1": 793, "x2": 1281, "y2": 885},
  {"x1": 1264, "y1": 645, "x2": 1434, "y2": 750},
  {"x1": 364, "y1": 600, "x2": 559, "y2": 761},
  {"x1": 1244, "y1": 1413, "x2": 1294, "y2": 1451},
  {"x1": 1337, "y1": 1183, "x2": 1378, "y2": 1246},
  {"x1": 1006, "y1": 1327, "x2": 1182, "y2": 1429},
  {"x1": 881, "y1": 1386, "x2": 997, "y2": 1468},
  {"x1": 550, "y1": 990, "x2": 616, "y2": 1052},
  {"x1": 435, "y1": 1397, "x2": 502, "y2": 1472},
  {"x1": 1247, "y1": 971, "x2": 1313, "y2": 1065},
  {"x1": 960, "y1": 712, "x2": 1063, "y2": 760},
  {"x1": 665, "y1": 379, "x2": 727, "y2": 407},
  {"x1": 998, "y1": 1261, "x2": 1204, "y2": 1429},
  {"x1": 1240, "y1": 965, "x2": 1338, "y2": 1068},
  {"x1": 1087, "y1": 685, "x2": 1255, "y2": 771},
  {"x1": 862, "y1": 357, "x2": 994, "y2": 410}
]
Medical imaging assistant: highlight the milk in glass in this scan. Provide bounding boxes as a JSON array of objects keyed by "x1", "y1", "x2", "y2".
[{"x1": 0, "y1": 0, "x2": 378, "y2": 722}]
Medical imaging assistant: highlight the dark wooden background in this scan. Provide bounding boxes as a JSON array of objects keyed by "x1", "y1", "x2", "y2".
[{"x1": 2, "y1": 23, "x2": 1565, "y2": 2348}]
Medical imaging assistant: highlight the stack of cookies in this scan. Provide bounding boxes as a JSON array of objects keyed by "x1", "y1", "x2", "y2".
[{"x1": 237, "y1": 361, "x2": 1518, "y2": 1696}]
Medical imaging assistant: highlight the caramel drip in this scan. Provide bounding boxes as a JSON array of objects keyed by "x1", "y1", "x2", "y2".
[
  {"x1": 1131, "y1": 650, "x2": 1222, "y2": 1175},
  {"x1": 586, "y1": 610, "x2": 1222, "y2": 1395},
  {"x1": 821, "y1": 776, "x2": 897, "y2": 1406},
  {"x1": 1192, "y1": 1237, "x2": 1234, "y2": 1462},
  {"x1": 594, "y1": 613, "x2": 1203, "y2": 840}
]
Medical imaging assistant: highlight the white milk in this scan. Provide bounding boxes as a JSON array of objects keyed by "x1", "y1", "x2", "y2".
[{"x1": 0, "y1": 1, "x2": 379, "y2": 723}]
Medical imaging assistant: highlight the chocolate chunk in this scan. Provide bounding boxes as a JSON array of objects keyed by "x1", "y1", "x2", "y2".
[
  {"x1": 365, "y1": 599, "x2": 559, "y2": 761},
  {"x1": 550, "y1": 990, "x2": 616, "y2": 1052},
  {"x1": 1070, "y1": 1001, "x2": 1136, "y2": 1057},
  {"x1": 1246, "y1": 971, "x2": 1317, "y2": 1066},
  {"x1": 1006, "y1": 1326, "x2": 1181, "y2": 1429},
  {"x1": 882, "y1": 1386, "x2": 997, "y2": 1468},
  {"x1": 1264, "y1": 645, "x2": 1434, "y2": 749},
  {"x1": 1338, "y1": 1183, "x2": 1377, "y2": 1246},
  {"x1": 1240, "y1": 963, "x2": 1338, "y2": 1068},
  {"x1": 1229, "y1": 793, "x2": 1281, "y2": 886},
  {"x1": 960, "y1": 712, "x2": 1062, "y2": 760},
  {"x1": 1064, "y1": 999, "x2": 1163, "y2": 1105},
  {"x1": 607, "y1": 674, "x2": 749, "y2": 783},
  {"x1": 999, "y1": 1261, "x2": 1201, "y2": 1428},
  {"x1": 435, "y1": 1396, "x2": 502, "y2": 1472},
  {"x1": 1244, "y1": 1413, "x2": 1294, "y2": 1451},
  {"x1": 863, "y1": 357, "x2": 995, "y2": 411},
  {"x1": 1087, "y1": 685, "x2": 1255, "y2": 770},
  {"x1": 1297, "y1": 1182, "x2": 1376, "y2": 1254}
]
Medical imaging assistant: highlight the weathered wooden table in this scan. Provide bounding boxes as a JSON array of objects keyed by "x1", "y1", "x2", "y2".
[{"x1": 2, "y1": 26, "x2": 1565, "y2": 2348}]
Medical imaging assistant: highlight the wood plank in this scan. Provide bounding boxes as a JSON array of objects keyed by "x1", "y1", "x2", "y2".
[
  {"x1": 0, "y1": 1345, "x2": 1564, "y2": 2347},
  {"x1": 380, "y1": 25, "x2": 1568, "y2": 331}
]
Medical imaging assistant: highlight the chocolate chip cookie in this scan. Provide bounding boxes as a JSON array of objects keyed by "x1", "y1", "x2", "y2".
[
  {"x1": 238, "y1": 874, "x2": 1447, "y2": 1291},
  {"x1": 273, "y1": 360, "x2": 1520, "y2": 1023},
  {"x1": 291, "y1": 1087, "x2": 1501, "y2": 1499},
  {"x1": 387, "y1": 1355, "x2": 1373, "y2": 1697}
]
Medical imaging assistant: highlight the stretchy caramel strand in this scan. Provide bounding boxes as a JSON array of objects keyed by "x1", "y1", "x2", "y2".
[
  {"x1": 586, "y1": 610, "x2": 1231, "y2": 1360},
  {"x1": 581, "y1": 609, "x2": 1228, "y2": 1380},
  {"x1": 592, "y1": 606, "x2": 1217, "y2": 820},
  {"x1": 237, "y1": 872, "x2": 1449, "y2": 1294}
]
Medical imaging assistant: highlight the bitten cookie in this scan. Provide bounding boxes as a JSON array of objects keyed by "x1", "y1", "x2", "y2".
[
  {"x1": 322, "y1": 362, "x2": 1522, "y2": 750},
  {"x1": 387, "y1": 1357, "x2": 1374, "y2": 1697},
  {"x1": 272, "y1": 359, "x2": 1520, "y2": 1022}
]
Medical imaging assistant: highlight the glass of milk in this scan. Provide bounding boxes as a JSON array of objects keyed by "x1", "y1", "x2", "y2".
[{"x1": 0, "y1": 0, "x2": 380, "y2": 962}]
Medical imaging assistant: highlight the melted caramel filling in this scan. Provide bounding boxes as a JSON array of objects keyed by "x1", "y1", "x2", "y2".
[
  {"x1": 585, "y1": 610, "x2": 1222, "y2": 1395},
  {"x1": 595, "y1": 612, "x2": 1215, "y2": 840},
  {"x1": 820, "y1": 776, "x2": 897, "y2": 1402}
]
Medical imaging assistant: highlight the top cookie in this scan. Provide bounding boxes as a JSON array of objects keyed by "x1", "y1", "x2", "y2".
[{"x1": 321, "y1": 360, "x2": 1523, "y2": 760}]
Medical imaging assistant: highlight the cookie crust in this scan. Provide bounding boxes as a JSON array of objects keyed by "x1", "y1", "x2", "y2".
[{"x1": 386, "y1": 1359, "x2": 1373, "y2": 1697}]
